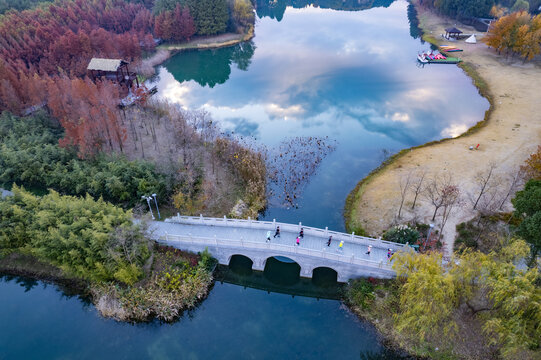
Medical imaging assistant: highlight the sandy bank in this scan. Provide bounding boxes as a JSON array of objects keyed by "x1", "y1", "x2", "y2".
[{"x1": 345, "y1": 2, "x2": 541, "y2": 255}]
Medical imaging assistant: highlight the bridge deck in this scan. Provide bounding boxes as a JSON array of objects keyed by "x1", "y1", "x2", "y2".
[{"x1": 150, "y1": 216, "x2": 407, "y2": 270}]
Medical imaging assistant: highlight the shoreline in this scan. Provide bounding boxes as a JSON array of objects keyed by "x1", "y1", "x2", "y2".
[
  {"x1": 138, "y1": 29, "x2": 254, "y2": 76},
  {"x1": 344, "y1": 0, "x2": 541, "y2": 254},
  {"x1": 0, "y1": 253, "x2": 90, "y2": 295},
  {"x1": 0, "y1": 248, "x2": 214, "y2": 323}
]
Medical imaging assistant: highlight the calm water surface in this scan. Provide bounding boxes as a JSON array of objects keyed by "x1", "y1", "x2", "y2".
[
  {"x1": 156, "y1": 0, "x2": 488, "y2": 230},
  {"x1": 0, "y1": 270, "x2": 403, "y2": 359},
  {"x1": 2, "y1": 2, "x2": 487, "y2": 358}
]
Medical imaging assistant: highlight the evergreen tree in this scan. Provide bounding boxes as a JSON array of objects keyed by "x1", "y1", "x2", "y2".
[
  {"x1": 512, "y1": 179, "x2": 541, "y2": 259},
  {"x1": 186, "y1": 0, "x2": 229, "y2": 35}
]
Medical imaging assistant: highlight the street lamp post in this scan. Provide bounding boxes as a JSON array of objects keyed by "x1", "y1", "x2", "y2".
[
  {"x1": 152, "y1": 193, "x2": 161, "y2": 219},
  {"x1": 424, "y1": 223, "x2": 434, "y2": 249},
  {"x1": 141, "y1": 195, "x2": 155, "y2": 220}
]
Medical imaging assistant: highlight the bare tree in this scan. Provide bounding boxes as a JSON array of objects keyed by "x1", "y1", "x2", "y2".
[
  {"x1": 425, "y1": 173, "x2": 455, "y2": 221},
  {"x1": 498, "y1": 170, "x2": 524, "y2": 210},
  {"x1": 410, "y1": 170, "x2": 426, "y2": 210},
  {"x1": 438, "y1": 184, "x2": 461, "y2": 241},
  {"x1": 397, "y1": 171, "x2": 413, "y2": 219},
  {"x1": 471, "y1": 163, "x2": 497, "y2": 210}
]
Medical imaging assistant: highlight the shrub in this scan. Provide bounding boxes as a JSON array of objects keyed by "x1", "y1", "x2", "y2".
[
  {"x1": 347, "y1": 278, "x2": 375, "y2": 310},
  {"x1": 383, "y1": 225, "x2": 420, "y2": 244}
]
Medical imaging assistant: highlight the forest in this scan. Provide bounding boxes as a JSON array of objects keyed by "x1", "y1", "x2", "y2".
[
  {"x1": 483, "y1": 11, "x2": 541, "y2": 61},
  {"x1": 418, "y1": 0, "x2": 541, "y2": 18},
  {"x1": 0, "y1": 0, "x2": 254, "y2": 115},
  {"x1": 0, "y1": 0, "x2": 264, "y2": 219}
]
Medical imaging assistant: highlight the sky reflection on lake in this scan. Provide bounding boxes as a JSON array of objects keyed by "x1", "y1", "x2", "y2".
[{"x1": 155, "y1": 0, "x2": 488, "y2": 230}]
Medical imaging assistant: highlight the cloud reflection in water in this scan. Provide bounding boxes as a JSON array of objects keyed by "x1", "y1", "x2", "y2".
[{"x1": 154, "y1": 0, "x2": 489, "y2": 229}]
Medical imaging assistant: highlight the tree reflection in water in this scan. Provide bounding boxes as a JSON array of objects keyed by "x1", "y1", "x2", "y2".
[{"x1": 164, "y1": 41, "x2": 256, "y2": 88}]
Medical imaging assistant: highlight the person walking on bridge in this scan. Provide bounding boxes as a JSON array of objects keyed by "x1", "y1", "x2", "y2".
[
  {"x1": 266, "y1": 231, "x2": 271, "y2": 243},
  {"x1": 296, "y1": 237, "x2": 300, "y2": 246},
  {"x1": 274, "y1": 226, "x2": 280, "y2": 238},
  {"x1": 299, "y1": 228, "x2": 304, "y2": 239},
  {"x1": 366, "y1": 245, "x2": 372, "y2": 255},
  {"x1": 338, "y1": 240, "x2": 344, "y2": 250},
  {"x1": 327, "y1": 236, "x2": 332, "y2": 246}
]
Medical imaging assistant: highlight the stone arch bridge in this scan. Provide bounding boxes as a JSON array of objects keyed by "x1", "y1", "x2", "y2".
[{"x1": 150, "y1": 215, "x2": 409, "y2": 282}]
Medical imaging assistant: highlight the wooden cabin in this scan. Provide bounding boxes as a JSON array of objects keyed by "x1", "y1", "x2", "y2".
[{"x1": 87, "y1": 58, "x2": 139, "y2": 88}]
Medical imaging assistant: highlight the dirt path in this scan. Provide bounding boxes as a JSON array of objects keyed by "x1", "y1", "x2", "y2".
[{"x1": 346, "y1": 3, "x2": 541, "y2": 255}]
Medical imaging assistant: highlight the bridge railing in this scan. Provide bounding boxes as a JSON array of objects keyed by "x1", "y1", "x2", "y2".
[
  {"x1": 160, "y1": 233, "x2": 395, "y2": 272},
  {"x1": 166, "y1": 214, "x2": 407, "y2": 250}
]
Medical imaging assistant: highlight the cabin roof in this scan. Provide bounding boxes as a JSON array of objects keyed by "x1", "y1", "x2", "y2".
[
  {"x1": 445, "y1": 27, "x2": 462, "y2": 34},
  {"x1": 87, "y1": 58, "x2": 128, "y2": 72}
]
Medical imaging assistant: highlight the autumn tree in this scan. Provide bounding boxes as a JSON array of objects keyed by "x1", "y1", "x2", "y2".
[
  {"x1": 0, "y1": 0, "x2": 154, "y2": 113},
  {"x1": 425, "y1": 173, "x2": 457, "y2": 221},
  {"x1": 490, "y1": 4, "x2": 507, "y2": 18},
  {"x1": 484, "y1": 11, "x2": 541, "y2": 62},
  {"x1": 232, "y1": 0, "x2": 255, "y2": 31},
  {"x1": 521, "y1": 145, "x2": 541, "y2": 180},
  {"x1": 177, "y1": 5, "x2": 196, "y2": 41},
  {"x1": 47, "y1": 77, "x2": 126, "y2": 158},
  {"x1": 155, "y1": 4, "x2": 195, "y2": 41}
]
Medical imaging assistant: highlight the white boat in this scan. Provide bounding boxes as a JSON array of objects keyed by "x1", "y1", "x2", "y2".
[{"x1": 417, "y1": 52, "x2": 429, "y2": 63}]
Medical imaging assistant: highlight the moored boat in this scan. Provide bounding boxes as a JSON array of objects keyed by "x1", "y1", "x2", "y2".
[
  {"x1": 440, "y1": 45, "x2": 463, "y2": 52},
  {"x1": 417, "y1": 51, "x2": 461, "y2": 64}
]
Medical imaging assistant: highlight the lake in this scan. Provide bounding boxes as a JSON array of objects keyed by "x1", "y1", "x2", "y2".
[
  {"x1": 0, "y1": 266, "x2": 407, "y2": 359},
  {"x1": 1, "y1": 1, "x2": 488, "y2": 358},
  {"x1": 155, "y1": 0, "x2": 488, "y2": 231}
]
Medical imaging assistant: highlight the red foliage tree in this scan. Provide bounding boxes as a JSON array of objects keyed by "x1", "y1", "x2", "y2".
[
  {"x1": 47, "y1": 76, "x2": 126, "y2": 158},
  {"x1": 178, "y1": 6, "x2": 196, "y2": 41},
  {"x1": 0, "y1": 0, "x2": 154, "y2": 113},
  {"x1": 156, "y1": 5, "x2": 196, "y2": 42}
]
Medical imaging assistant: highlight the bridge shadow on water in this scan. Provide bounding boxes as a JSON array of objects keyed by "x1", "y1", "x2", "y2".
[{"x1": 214, "y1": 255, "x2": 344, "y2": 300}]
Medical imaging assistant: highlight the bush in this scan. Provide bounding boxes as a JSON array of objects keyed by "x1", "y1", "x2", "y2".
[
  {"x1": 455, "y1": 221, "x2": 480, "y2": 251},
  {"x1": 383, "y1": 225, "x2": 420, "y2": 244},
  {"x1": 347, "y1": 278, "x2": 375, "y2": 310}
]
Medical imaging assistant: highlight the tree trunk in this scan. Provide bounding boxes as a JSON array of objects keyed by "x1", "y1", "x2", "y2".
[{"x1": 432, "y1": 206, "x2": 439, "y2": 221}]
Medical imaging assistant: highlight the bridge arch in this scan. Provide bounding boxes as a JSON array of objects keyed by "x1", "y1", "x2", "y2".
[
  {"x1": 228, "y1": 254, "x2": 254, "y2": 267},
  {"x1": 264, "y1": 256, "x2": 301, "y2": 286},
  {"x1": 228, "y1": 254, "x2": 254, "y2": 276},
  {"x1": 312, "y1": 266, "x2": 338, "y2": 284}
]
